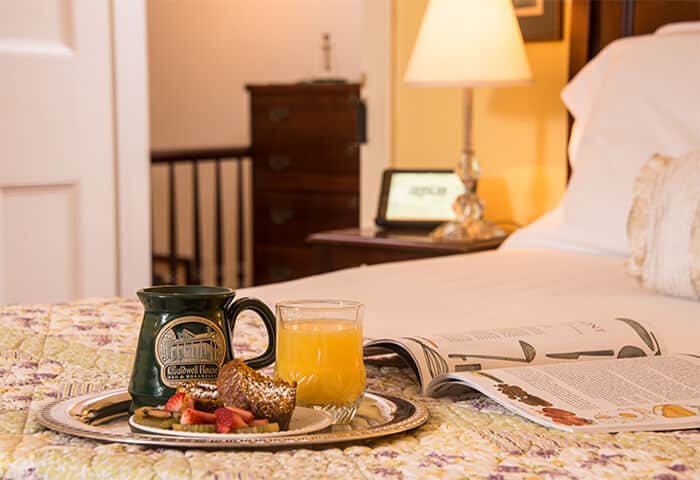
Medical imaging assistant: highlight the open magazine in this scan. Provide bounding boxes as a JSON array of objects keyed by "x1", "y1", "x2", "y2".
[{"x1": 364, "y1": 318, "x2": 700, "y2": 433}]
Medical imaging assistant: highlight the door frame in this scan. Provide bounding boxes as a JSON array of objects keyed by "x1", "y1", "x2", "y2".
[
  {"x1": 361, "y1": 0, "x2": 393, "y2": 228},
  {"x1": 111, "y1": 0, "x2": 151, "y2": 296}
]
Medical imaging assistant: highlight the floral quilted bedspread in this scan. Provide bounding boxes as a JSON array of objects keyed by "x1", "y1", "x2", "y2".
[{"x1": 0, "y1": 298, "x2": 699, "y2": 480}]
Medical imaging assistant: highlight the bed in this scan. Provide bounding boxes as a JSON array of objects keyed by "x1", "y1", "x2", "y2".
[
  {"x1": 242, "y1": 247, "x2": 700, "y2": 355},
  {"x1": 2, "y1": 1, "x2": 700, "y2": 479},
  {"x1": 242, "y1": 0, "x2": 700, "y2": 358}
]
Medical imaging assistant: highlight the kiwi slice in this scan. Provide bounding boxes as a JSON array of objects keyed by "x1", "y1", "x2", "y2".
[
  {"x1": 232, "y1": 423, "x2": 280, "y2": 434},
  {"x1": 132, "y1": 415, "x2": 175, "y2": 430},
  {"x1": 133, "y1": 406, "x2": 149, "y2": 417},
  {"x1": 172, "y1": 423, "x2": 216, "y2": 433},
  {"x1": 134, "y1": 406, "x2": 173, "y2": 419}
]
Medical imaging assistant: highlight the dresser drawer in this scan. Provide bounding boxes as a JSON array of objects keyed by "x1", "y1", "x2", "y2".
[
  {"x1": 253, "y1": 142, "x2": 359, "y2": 193},
  {"x1": 253, "y1": 192, "x2": 359, "y2": 247},
  {"x1": 253, "y1": 142, "x2": 359, "y2": 176},
  {"x1": 254, "y1": 171, "x2": 358, "y2": 194},
  {"x1": 251, "y1": 93, "x2": 360, "y2": 142},
  {"x1": 253, "y1": 245, "x2": 318, "y2": 285}
]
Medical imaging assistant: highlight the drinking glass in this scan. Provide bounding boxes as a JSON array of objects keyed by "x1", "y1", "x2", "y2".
[{"x1": 274, "y1": 299, "x2": 365, "y2": 424}]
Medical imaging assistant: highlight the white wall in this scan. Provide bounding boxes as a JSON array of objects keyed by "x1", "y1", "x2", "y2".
[
  {"x1": 148, "y1": 0, "x2": 363, "y2": 149},
  {"x1": 147, "y1": 0, "x2": 364, "y2": 286}
]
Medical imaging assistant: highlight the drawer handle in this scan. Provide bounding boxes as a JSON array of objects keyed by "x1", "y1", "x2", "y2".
[
  {"x1": 268, "y1": 106, "x2": 290, "y2": 123},
  {"x1": 347, "y1": 95, "x2": 367, "y2": 144},
  {"x1": 268, "y1": 155, "x2": 291, "y2": 171},
  {"x1": 269, "y1": 207, "x2": 295, "y2": 225},
  {"x1": 345, "y1": 142, "x2": 359, "y2": 157}
]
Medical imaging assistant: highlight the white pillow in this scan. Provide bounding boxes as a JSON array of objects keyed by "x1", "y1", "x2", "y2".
[
  {"x1": 563, "y1": 23, "x2": 700, "y2": 170},
  {"x1": 561, "y1": 44, "x2": 616, "y2": 169},
  {"x1": 558, "y1": 33, "x2": 700, "y2": 256}
]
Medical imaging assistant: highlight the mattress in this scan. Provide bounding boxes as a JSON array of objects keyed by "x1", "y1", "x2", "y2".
[{"x1": 240, "y1": 247, "x2": 700, "y2": 356}]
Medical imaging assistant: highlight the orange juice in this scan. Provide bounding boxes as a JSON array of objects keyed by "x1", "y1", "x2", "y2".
[{"x1": 274, "y1": 319, "x2": 366, "y2": 406}]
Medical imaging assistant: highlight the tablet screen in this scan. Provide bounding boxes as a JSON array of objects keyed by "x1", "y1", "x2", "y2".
[{"x1": 384, "y1": 172, "x2": 464, "y2": 221}]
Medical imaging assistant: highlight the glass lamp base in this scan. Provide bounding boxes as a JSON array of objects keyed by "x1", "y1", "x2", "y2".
[{"x1": 430, "y1": 218, "x2": 505, "y2": 242}]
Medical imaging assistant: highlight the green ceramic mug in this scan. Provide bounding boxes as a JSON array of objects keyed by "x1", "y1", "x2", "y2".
[{"x1": 128, "y1": 286, "x2": 276, "y2": 411}]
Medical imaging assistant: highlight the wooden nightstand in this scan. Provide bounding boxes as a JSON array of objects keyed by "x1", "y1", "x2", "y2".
[{"x1": 307, "y1": 228, "x2": 507, "y2": 273}]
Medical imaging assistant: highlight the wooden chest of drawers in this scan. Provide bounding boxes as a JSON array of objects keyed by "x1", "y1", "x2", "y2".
[{"x1": 247, "y1": 83, "x2": 363, "y2": 285}]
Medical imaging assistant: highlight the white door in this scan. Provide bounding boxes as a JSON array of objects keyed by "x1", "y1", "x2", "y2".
[{"x1": 0, "y1": 1, "x2": 149, "y2": 304}]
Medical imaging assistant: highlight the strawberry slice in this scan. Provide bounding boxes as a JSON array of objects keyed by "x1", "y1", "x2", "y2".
[
  {"x1": 224, "y1": 406, "x2": 255, "y2": 423},
  {"x1": 164, "y1": 392, "x2": 194, "y2": 413},
  {"x1": 180, "y1": 408, "x2": 216, "y2": 425},
  {"x1": 250, "y1": 418, "x2": 269, "y2": 427},
  {"x1": 215, "y1": 407, "x2": 247, "y2": 433}
]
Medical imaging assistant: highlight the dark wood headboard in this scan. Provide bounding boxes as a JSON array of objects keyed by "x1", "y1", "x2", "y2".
[
  {"x1": 569, "y1": 0, "x2": 700, "y2": 79},
  {"x1": 566, "y1": 0, "x2": 700, "y2": 176}
]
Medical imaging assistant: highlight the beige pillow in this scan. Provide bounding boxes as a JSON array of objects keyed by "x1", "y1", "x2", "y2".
[{"x1": 627, "y1": 151, "x2": 700, "y2": 300}]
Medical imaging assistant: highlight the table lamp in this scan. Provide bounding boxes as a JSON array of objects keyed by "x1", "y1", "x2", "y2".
[{"x1": 405, "y1": 0, "x2": 532, "y2": 241}]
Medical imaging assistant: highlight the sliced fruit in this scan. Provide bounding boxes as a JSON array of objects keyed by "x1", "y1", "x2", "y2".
[
  {"x1": 225, "y1": 406, "x2": 255, "y2": 423},
  {"x1": 132, "y1": 415, "x2": 175, "y2": 430},
  {"x1": 180, "y1": 408, "x2": 216, "y2": 425},
  {"x1": 133, "y1": 406, "x2": 176, "y2": 429},
  {"x1": 215, "y1": 407, "x2": 247, "y2": 433},
  {"x1": 165, "y1": 392, "x2": 195, "y2": 413},
  {"x1": 232, "y1": 422, "x2": 280, "y2": 434},
  {"x1": 133, "y1": 406, "x2": 151, "y2": 418},
  {"x1": 249, "y1": 418, "x2": 269, "y2": 427},
  {"x1": 134, "y1": 406, "x2": 173, "y2": 419},
  {"x1": 172, "y1": 423, "x2": 216, "y2": 433}
]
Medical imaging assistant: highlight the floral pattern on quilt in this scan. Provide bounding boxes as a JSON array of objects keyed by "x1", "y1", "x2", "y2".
[{"x1": 0, "y1": 298, "x2": 698, "y2": 479}]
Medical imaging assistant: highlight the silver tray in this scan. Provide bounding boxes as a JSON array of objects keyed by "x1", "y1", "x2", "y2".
[{"x1": 37, "y1": 389, "x2": 429, "y2": 449}]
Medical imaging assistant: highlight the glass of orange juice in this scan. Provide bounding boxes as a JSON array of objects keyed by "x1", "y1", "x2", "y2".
[{"x1": 274, "y1": 299, "x2": 365, "y2": 424}]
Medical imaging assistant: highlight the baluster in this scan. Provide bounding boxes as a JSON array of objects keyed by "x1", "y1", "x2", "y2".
[
  {"x1": 192, "y1": 161, "x2": 201, "y2": 284},
  {"x1": 150, "y1": 182, "x2": 157, "y2": 284},
  {"x1": 215, "y1": 158, "x2": 223, "y2": 286},
  {"x1": 237, "y1": 158, "x2": 246, "y2": 288},
  {"x1": 168, "y1": 161, "x2": 177, "y2": 284}
]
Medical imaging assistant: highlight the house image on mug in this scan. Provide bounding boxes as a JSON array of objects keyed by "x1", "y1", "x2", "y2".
[{"x1": 158, "y1": 327, "x2": 224, "y2": 364}]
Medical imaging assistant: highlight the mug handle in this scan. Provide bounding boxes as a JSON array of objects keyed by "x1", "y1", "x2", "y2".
[{"x1": 224, "y1": 297, "x2": 276, "y2": 369}]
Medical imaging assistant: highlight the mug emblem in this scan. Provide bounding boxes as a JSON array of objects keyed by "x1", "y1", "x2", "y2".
[{"x1": 154, "y1": 316, "x2": 226, "y2": 387}]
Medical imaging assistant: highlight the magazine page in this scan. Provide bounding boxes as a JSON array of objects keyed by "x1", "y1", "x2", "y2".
[
  {"x1": 364, "y1": 318, "x2": 662, "y2": 394},
  {"x1": 427, "y1": 354, "x2": 700, "y2": 433}
]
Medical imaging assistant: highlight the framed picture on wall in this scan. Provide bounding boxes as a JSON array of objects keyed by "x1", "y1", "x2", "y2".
[{"x1": 513, "y1": 0, "x2": 563, "y2": 42}]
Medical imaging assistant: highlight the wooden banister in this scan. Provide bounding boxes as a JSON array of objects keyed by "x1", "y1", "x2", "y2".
[{"x1": 150, "y1": 146, "x2": 251, "y2": 288}]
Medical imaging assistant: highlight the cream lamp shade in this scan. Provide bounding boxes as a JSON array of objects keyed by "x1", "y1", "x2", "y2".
[{"x1": 405, "y1": 0, "x2": 532, "y2": 87}]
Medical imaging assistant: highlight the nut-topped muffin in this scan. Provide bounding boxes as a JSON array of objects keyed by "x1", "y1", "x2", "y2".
[{"x1": 217, "y1": 359, "x2": 297, "y2": 430}]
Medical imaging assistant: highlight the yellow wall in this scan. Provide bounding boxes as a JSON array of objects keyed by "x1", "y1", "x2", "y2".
[{"x1": 392, "y1": 0, "x2": 571, "y2": 226}]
